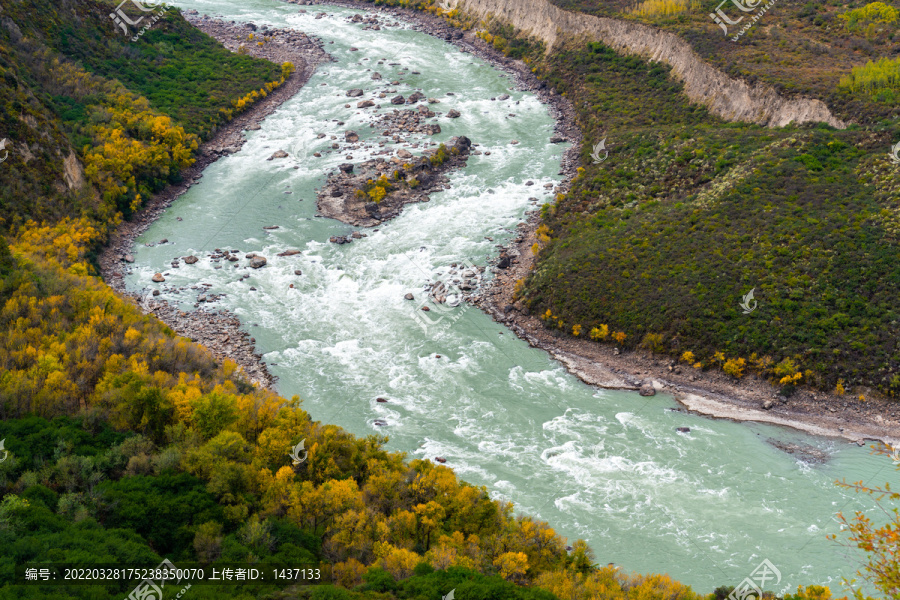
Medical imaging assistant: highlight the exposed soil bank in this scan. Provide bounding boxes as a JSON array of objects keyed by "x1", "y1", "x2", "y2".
[{"x1": 98, "y1": 15, "x2": 332, "y2": 389}]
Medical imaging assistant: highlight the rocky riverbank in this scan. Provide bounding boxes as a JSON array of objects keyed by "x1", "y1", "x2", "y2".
[
  {"x1": 471, "y1": 214, "x2": 900, "y2": 447},
  {"x1": 318, "y1": 135, "x2": 473, "y2": 227},
  {"x1": 98, "y1": 15, "x2": 333, "y2": 389}
]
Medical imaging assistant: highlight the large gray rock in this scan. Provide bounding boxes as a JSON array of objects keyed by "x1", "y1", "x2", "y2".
[
  {"x1": 249, "y1": 256, "x2": 268, "y2": 269},
  {"x1": 183, "y1": 255, "x2": 199, "y2": 264},
  {"x1": 639, "y1": 383, "x2": 656, "y2": 397},
  {"x1": 346, "y1": 88, "x2": 364, "y2": 97},
  {"x1": 151, "y1": 273, "x2": 165, "y2": 282},
  {"x1": 268, "y1": 150, "x2": 289, "y2": 160}
]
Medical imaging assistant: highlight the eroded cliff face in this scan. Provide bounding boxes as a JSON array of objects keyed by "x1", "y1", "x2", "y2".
[{"x1": 455, "y1": 0, "x2": 844, "y2": 128}]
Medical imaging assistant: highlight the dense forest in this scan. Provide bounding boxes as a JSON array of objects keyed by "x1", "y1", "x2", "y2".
[{"x1": 0, "y1": 0, "x2": 896, "y2": 598}]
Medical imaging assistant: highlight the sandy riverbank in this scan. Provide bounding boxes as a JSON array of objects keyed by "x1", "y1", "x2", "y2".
[{"x1": 98, "y1": 15, "x2": 332, "y2": 389}]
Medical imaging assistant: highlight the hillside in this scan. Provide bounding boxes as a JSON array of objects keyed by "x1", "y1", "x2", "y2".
[{"x1": 418, "y1": 0, "x2": 900, "y2": 400}]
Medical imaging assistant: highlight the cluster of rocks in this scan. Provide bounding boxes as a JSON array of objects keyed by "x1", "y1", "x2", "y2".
[
  {"x1": 146, "y1": 249, "x2": 273, "y2": 284},
  {"x1": 374, "y1": 106, "x2": 442, "y2": 140},
  {"x1": 317, "y1": 135, "x2": 472, "y2": 227},
  {"x1": 133, "y1": 295, "x2": 275, "y2": 388},
  {"x1": 184, "y1": 11, "x2": 327, "y2": 57},
  {"x1": 329, "y1": 231, "x2": 367, "y2": 244},
  {"x1": 423, "y1": 263, "x2": 485, "y2": 305}
]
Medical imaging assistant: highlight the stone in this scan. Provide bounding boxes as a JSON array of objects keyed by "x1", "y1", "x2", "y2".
[
  {"x1": 123, "y1": 254, "x2": 135, "y2": 263},
  {"x1": 498, "y1": 93, "x2": 510, "y2": 100},
  {"x1": 391, "y1": 95, "x2": 405, "y2": 105},
  {"x1": 339, "y1": 163, "x2": 354, "y2": 174},
  {"x1": 152, "y1": 289, "x2": 160, "y2": 296},
  {"x1": 345, "y1": 131, "x2": 359, "y2": 142},
  {"x1": 376, "y1": 397, "x2": 388, "y2": 403},
  {"x1": 263, "y1": 225, "x2": 279, "y2": 230},
  {"x1": 183, "y1": 255, "x2": 199, "y2": 264},
  {"x1": 268, "y1": 150, "x2": 289, "y2": 160},
  {"x1": 371, "y1": 72, "x2": 382, "y2": 80},
  {"x1": 406, "y1": 91, "x2": 425, "y2": 103},
  {"x1": 447, "y1": 109, "x2": 461, "y2": 118},
  {"x1": 434, "y1": 457, "x2": 447, "y2": 463},
  {"x1": 294, "y1": 269, "x2": 303, "y2": 276},
  {"x1": 373, "y1": 419, "x2": 387, "y2": 426},
  {"x1": 550, "y1": 134, "x2": 566, "y2": 144},
  {"x1": 346, "y1": 88, "x2": 364, "y2": 97},
  {"x1": 249, "y1": 256, "x2": 267, "y2": 269},
  {"x1": 397, "y1": 148, "x2": 412, "y2": 159},
  {"x1": 151, "y1": 273, "x2": 165, "y2": 283},
  {"x1": 421, "y1": 306, "x2": 430, "y2": 312},
  {"x1": 357, "y1": 100, "x2": 375, "y2": 108},
  {"x1": 278, "y1": 249, "x2": 302, "y2": 256},
  {"x1": 763, "y1": 400, "x2": 774, "y2": 410},
  {"x1": 404, "y1": 293, "x2": 414, "y2": 300},
  {"x1": 496, "y1": 255, "x2": 511, "y2": 269},
  {"x1": 639, "y1": 383, "x2": 656, "y2": 397},
  {"x1": 676, "y1": 427, "x2": 691, "y2": 433}
]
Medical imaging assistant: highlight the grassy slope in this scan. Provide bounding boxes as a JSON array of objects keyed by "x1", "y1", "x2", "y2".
[{"x1": 455, "y1": 0, "x2": 900, "y2": 397}]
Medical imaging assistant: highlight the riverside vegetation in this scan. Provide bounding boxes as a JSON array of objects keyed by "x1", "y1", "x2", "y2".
[{"x1": 0, "y1": 0, "x2": 896, "y2": 599}]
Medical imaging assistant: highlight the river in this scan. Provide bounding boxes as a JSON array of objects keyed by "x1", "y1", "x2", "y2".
[{"x1": 125, "y1": 0, "x2": 890, "y2": 593}]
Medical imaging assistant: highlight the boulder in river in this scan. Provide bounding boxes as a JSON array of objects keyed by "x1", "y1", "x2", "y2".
[
  {"x1": 268, "y1": 150, "x2": 289, "y2": 160},
  {"x1": 639, "y1": 383, "x2": 656, "y2": 397},
  {"x1": 404, "y1": 293, "x2": 414, "y2": 300},
  {"x1": 676, "y1": 427, "x2": 691, "y2": 433},
  {"x1": 183, "y1": 255, "x2": 199, "y2": 264},
  {"x1": 434, "y1": 457, "x2": 447, "y2": 464},
  {"x1": 357, "y1": 100, "x2": 375, "y2": 108},
  {"x1": 339, "y1": 163, "x2": 354, "y2": 174},
  {"x1": 151, "y1": 273, "x2": 165, "y2": 283},
  {"x1": 249, "y1": 256, "x2": 268, "y2": 269},
  {"x1": 345, "y1": 131, "x2": 359, "y2": 142},
  {"x1": 346, "y1": 88, "x2": 364, "y2": 97},
  {"x1": 278, "y1": 249, "x2": 302, "y2": 257},
  {"x1": 447, "y1": 109, "x2": 461, "y2": 118},
  {"x1": 390, "y1": 95, "x2": 405, "y2": 105},
  {"x1": 397, "y1": 148, "x2": 412, "y2": 159},
  {"x1": 123, "y1": 254, "x2": 135, "y2": 263}
]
